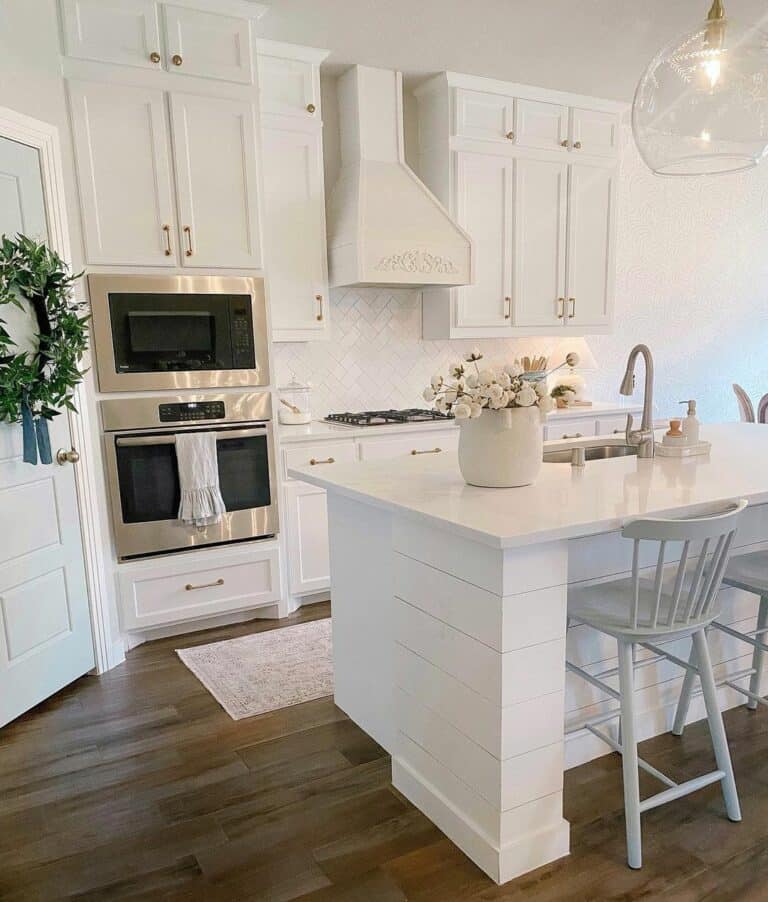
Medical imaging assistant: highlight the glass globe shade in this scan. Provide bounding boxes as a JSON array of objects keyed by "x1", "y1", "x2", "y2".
[{"x1": 633, "y1": 13, "x2": 768, "y2": 175}]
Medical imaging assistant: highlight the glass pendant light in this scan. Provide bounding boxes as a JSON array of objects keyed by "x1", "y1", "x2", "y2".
[{"x1": 632, "y1": 0, "x2": 768, "y2": 176}]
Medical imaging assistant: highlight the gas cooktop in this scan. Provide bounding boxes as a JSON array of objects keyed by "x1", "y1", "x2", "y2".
[{"x1": 325, "y1": 408, "x2": 455, "y2": 427}]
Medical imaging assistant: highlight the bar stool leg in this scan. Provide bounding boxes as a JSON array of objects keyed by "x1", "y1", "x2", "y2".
[
  {"x1": 693, "y1": 629, "x2": 742, "y2": 822},
  {"x1": 618, "y1": 639, "x2": 642, "y2": 868},
  {"x1": 747, "y1": 595, "x2": 768, "y2": 711},
  {"x1": 672, "y1": 640, "x2": 698, "y2": 736}
]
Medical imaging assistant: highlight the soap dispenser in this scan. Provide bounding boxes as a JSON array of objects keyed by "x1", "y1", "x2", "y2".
[{"x1": 679, "y1": 400, "x2": 700, "y2": 445}]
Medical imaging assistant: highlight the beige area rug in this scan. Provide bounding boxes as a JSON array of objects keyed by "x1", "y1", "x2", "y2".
[{"x1": 176, "y1": 618, "x2": 333, "y2": 720}]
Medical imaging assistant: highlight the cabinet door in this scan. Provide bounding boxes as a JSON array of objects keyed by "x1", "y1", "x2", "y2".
[
  {"x1": 170, "y1": 92, "x2": 262, "y2": 269},
  {"x1": 512, "y1": 157, "x2": 568, "y2": 327},
  {"x1": 258, "y1": 55, "x2": 319, "y2": 120},
  {"x1": 454, "y1": 90, "x2": 515, "y2": 143},
  {"x1": 454, "y1": 151, "x2": 512, "y2": 328},
  {"x1": 60, "y1": 0, "x2": 162, "y2": 69},
  {"x1": 68, "y1": 79, "x2": 176, "y2": 266},
  {"x1": 515, "y1": 99, "x2": 569, "y2": 151},
  {"x1": 284, "y1": 481, "x2": 330, "y2": 596},
  {"x1": 163, "y1": 5, "x2": 253, "y2": 84},
  {"x1": 565, "y1": 163, "x2": 616, "y2": 328},
  {"x1": 262, "y1": 125, "x2": 328, "y2": 337},
  {"x1": 571, "y1": 108, "x2": 620, "y2": 157}
]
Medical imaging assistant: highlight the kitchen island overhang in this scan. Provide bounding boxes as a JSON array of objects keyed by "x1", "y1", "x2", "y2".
[{"x1": 290, "y1": 424, "x2": 768, "y2": 884}]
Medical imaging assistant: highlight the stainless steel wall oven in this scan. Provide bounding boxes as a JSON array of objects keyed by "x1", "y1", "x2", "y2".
[{"x1": 102, "y1": 392, "x2": 278, "y2": 560}]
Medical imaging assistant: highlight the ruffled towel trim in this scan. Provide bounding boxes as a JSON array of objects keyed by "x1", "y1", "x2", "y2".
[{"x1": 178, "y1": 485, "x2": 226, "y2": 527}]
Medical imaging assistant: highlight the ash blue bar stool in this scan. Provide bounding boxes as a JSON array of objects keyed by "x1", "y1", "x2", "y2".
[
  {"x1": 674, "y1": 548, "x2": 768, "y2": 731},
  {"x1": 567, "y1": 499, "x2": 748, "y2": 869}
]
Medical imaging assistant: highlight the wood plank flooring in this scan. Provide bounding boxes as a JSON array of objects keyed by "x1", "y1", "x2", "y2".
[{"x1": 3, "y1": 603, "x2": 768, "y2": 900}]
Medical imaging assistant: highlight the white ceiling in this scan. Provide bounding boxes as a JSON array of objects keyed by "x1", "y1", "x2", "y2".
[{"x1": 256, "y1": 0, "x2": 768, "y2": 100}]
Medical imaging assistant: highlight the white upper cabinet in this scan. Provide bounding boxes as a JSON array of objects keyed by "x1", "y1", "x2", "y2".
[
  {"x1": 170, "y1": 92, "x2": 262, "y2": 269},
  {"x1": 512, "y1": 157, "x2": 568, "y2": 328},
  {"x1": 515, "y1": 99, "x2": 569, "y2": 152},
  {"x1": 60, "y1": 0, "x2": 163, "y2": 69},
  {"x1": 163, "y1": 5, "x2": 253, "y2": 84},
  {"x1": 455, "y1": 90, "x2": 515, "y2": 144},
  {"x1": 454, "y1": 151, "x2": 512, "y2": 328},
  {"x1": 261, "y1": 124, "x2": 328, "y2": 338},
  {"x1": 570, "y1": 107, "x2": 620, "y2": 157},
  {"x1": 68, "y1": 79, "x2": 176, "y2": 266},
  {"x1": 565, "y1": 163, "x2": 616, "y2": 327},
  {"x1": 258, "y1": 53, "x2": 319, "y2": 120}
]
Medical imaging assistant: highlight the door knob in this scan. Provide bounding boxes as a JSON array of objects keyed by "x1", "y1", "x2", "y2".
[{"x1": 56, "y1": 447, "x2": 80, "y2": 466}]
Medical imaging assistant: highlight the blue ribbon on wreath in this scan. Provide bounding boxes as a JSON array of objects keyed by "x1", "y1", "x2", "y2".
[{"x1": 21, "y1": 398, "x2": 52, "y2": 466}]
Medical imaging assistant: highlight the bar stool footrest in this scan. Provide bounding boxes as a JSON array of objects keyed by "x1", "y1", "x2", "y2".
[{"x1": 639, "y1": 770, "x2": 726, "y2": 814}]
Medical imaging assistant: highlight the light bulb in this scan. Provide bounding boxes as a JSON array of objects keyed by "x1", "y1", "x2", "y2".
[{"x1": 702, "y1": 55, "x2": 722, "y2": 89}]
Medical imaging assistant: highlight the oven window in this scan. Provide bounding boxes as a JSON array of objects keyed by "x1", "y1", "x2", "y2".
[{"x1": 116, "y1": 432, "x2": 271, "y2": 524}]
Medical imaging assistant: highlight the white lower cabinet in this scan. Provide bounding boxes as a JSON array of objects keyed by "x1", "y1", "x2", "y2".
[
  {"x1": 284, "y1": 481, "x2": 331, "y2": 595},
  {"x1": 118, "y1": 543, "x2": 280, "y2": 631}
]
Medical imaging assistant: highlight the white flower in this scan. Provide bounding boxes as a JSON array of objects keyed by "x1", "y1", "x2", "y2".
[
  {"x1": 450, "y1": 362, "x2": 466, "y2": 379},
  {"x1": 538, "y1": 395, "x2": 555, "y2": 413},
  {"x1": 535, "y1": 380, "x2": 548, "y2": 397},
  {"x1": 443, "y1": 389, "x2": 458, "y2": 404},
  {"x1": 516, "y1": 385, "x2": 537, "y2": 407},
  {"x1": 565, "y1": 352, "x2": 580, "y2": 368},
  {"x1": 423, "y1": 387, "x2": 436, "y2": 402},
  {"x1": 435, "y1": 396, "x2": 447, "y2": 413},
  {"x1": 487, "y1": 384, "x2": 504, "y2": 404},
  {"x1": 497, "y1": 372, "x2": 511, "y2": 389},
  {"x1": 453, "y1": 402, "x2": 471, "y2": 419},
  {"x1": 465, "y1": 373, "x2": 478, "y2": 389},
  {"x1": 504, "y1": 362, "x2": 524, "y2": 378},
  {"x1": 430, "y1": 373, "x2": 443, "y2": 390},
  {"x1": 465, "y1": 346, "x2": 483, "y2": 362},
  {"x1": 469, "y1": 403, "x2": 483, "y2": 418},
  {"x1": 478, "y1": 368, "x2": 496, "y2": 385}
]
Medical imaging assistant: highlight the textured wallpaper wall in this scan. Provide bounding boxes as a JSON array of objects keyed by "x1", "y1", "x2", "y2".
[{"x1": 274, "y1": 127, "x2": 768, "y2": 424}]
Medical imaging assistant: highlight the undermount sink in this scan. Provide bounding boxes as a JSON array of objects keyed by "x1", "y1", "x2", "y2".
[{"x1": 543, "y1": 444, "x2": 639, "y2": 463}]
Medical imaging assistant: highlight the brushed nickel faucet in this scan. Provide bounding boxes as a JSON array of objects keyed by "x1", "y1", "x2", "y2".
[{"x1": 620, "y1": 344, "x2": 655, "y2": 458}]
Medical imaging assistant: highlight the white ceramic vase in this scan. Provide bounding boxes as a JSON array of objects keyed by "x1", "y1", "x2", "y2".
[{"x1": 457, "y1": 406, "x2": 543, "y2": 488}]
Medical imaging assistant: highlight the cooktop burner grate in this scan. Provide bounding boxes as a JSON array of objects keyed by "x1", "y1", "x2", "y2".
[{"x1": 325, "y1": 408, "x2": 455, "y2": 427}]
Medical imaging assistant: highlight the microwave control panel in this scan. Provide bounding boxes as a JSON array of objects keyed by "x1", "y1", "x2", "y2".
[{"x1": 158, "y1": 401, "x2": 226, "y2": 423}]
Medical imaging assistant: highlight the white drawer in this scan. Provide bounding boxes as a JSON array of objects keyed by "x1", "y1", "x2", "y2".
[
  {"x1": 118, "y1": 544, "x2": 280, "y2": 631},
  {"x1": 358, "y1": 429, "x2": 459, "y2": 462},
  {"x1": 258, "y1": 54, "x2": 319, "y2": 120},
  {"x1": 544, "y1": 418, "x2": 597, "y2": 441},
  {"x1": 282, "y1": 440, "x2": 357, "y2": 480},
  {"x1": 595, "y1": 414, "x2": 631, "y2": 437}
]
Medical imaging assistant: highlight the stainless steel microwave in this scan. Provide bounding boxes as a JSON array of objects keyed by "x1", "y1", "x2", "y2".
[{"x1": 88, "y1": 274, "x2": 269, "y2": 392}]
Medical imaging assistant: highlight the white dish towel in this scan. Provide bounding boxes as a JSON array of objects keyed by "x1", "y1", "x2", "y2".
[{"x1": 176, "y1": 432, "x2": 226, "y2": 527}]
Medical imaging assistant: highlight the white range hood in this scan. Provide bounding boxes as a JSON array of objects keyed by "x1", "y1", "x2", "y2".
[{"x1": 327, "y1": 66, "x2": 472, "y2": 289}]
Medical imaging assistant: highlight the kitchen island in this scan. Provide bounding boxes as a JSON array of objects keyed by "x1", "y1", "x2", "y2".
[{"x1": 290, "y1": 423, "x2": 768, "y2": 884}]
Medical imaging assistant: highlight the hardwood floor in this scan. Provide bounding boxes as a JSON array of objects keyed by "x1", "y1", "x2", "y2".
[{"x1": 3, "y1": 603, "x2": 768, "y2": 900}]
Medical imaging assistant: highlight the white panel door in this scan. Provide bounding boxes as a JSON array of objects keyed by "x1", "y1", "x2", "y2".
[
  {"x1": 163, "y1": 5, "x2": 253, "y2": 84},
  {"x1": 262, "y1": 124, "x2": 328, "y2": 336},
  {"x1": 515, "y1": 99, "x2": 569, "y2": 151},
  {"x1": 258, "y1": 56, "x2": 318, "y2": 119},
  {"x1": 170, "y1": 92, "x2": 262, "y2": 269},
  {"x1": 512, "y1": 156, "x2": 568, "y2": 328},
  {"x1": 0, "y1": 137, "x2": 94, "y2": 729},
  {"x1": 565, "y1": 163, "x2": 616, "y2": 328},
  {"x1": 570, "y1": 108, "x2": 620, "y2": 157},
  {"x1": 60, "y1": 0, "x2": 162, "y2": 69},
  {"x1": 68, "y1": 80, "x2": 176, "y2": 266},
  {"x1": 454, "y1": 90, "x2": 515, "y2": 143},
  {"x1": 455, "y1": 151, "x2": 512, "y2": 328},
  {"x1": 285, "y1": 481, "x2": 330, "y2": 596}
]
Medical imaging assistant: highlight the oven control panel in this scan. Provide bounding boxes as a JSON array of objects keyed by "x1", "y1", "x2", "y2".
[{"x1": 158, "y1": 401, "x2": 226, "y2": 423}]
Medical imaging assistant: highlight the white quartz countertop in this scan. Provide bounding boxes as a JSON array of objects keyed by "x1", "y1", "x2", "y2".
[
  {"x1": 278, "y1": 401, "x2": 641, "y2": 444},
  {"x1": 289, "y1": 423, "x2": 763, "y2": 549}
]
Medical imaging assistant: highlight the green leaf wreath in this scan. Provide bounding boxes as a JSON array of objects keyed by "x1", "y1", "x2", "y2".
[{"x1": 0, "y1": 234, "x2": 89, "y2": 461}]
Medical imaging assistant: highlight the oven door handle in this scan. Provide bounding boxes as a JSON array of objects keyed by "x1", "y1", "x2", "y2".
[{"x1": 115, "y1": 427, "x2": 267, "y2": 447}]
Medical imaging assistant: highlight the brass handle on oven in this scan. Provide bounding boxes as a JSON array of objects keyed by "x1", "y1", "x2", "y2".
[
  {"x1": 162, "y1": 224, "x2": 172, "y2": 256},
  {"x1": 310, "y1": 456, "x2": 335, "y2": 465},
  {"x1": 411, "y1": 447, "x2": 442, "y2": 455},
  {"x1": 568, "y1": 297, "x2": 576, "y2": 318},
  {"x1": 557, "y1": 297, "x2": 565, "y2": 319},
  {"x1": 185, "y1": 578, "x2": 224, "y2": 591},
  {"x1": 562, "y1": 432, "x2": 582, "y2": 439},
  {"x1": 183, "y1": 225, "x2": 193, "y2": 257},
  {"x1": 316, "y1": 294, "x2": 324, "y2": 321}
]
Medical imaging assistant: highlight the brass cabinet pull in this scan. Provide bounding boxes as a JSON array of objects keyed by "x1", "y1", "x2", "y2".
[
  {"x1": 150, "y1": 51, "x2": 161, "y2": 64},
  {"x1": 505, "y1": 130, "x2": 515, "y2": 140},
  {"x1": 306, "y1": 103, "x2": 316, "y2": 114},
  {"x1": 573, "y1": 141, "x2": 582, "y2": 149},
  {"x1": 411, "y1": 447, "x2": 442, "y2": 455},
  {"x1": 568, "y1": 297, "x2": 576, "y2": 318},
  {"x1": 560, "y1": 139, "x2": 570, "y2": 148},
  {"x1": 562, "y1": 432, "x2": 583, "y2": 439},
  {"x1": 557, "y1": 297, "x2": 565, "y2": 319},
  {"x1": 316, "y1": 294, "x2": 324, "y2": 321},
  {"x1": 172, "y1": 53, "x2": 183, "y2": 66},
  {"x1": 185, "y1": 577, "x2": 224, "y2": 591},
  {"x1": 183, "y1": 225, "x2": 193, "y2": 257},
  {"x1": 504, "y1": 296, "x2": 512, "y2": 319},
  {"x1": 310, "y1": 457, "x2": 335, "y2": 465},
  {"x1": 162, "y1": 224, "x2": 172, "y2": 256}
]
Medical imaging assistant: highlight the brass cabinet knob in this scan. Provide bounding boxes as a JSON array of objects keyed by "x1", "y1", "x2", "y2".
[
  {"x1": 149, "y1": 51, "x2": 161, "y2": 64},
  {"x1": 306, "y1": 103, "x2": 316, "y2": 114},
  {"x1": 573, "y1": 141, "x2": 582, "y2": 149},
  {"x1": 561, "y1": 139, "x2": 570, "y2": 148},
  {"x1": 171, "y1": 53, "x2": 183, "y2": 66},
  {"x1": 56, "y1": 447, "x2": 80, "y2": 466},
  {"x1": 505, "y1": 131, "x2": 515, "y2": 140}
]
